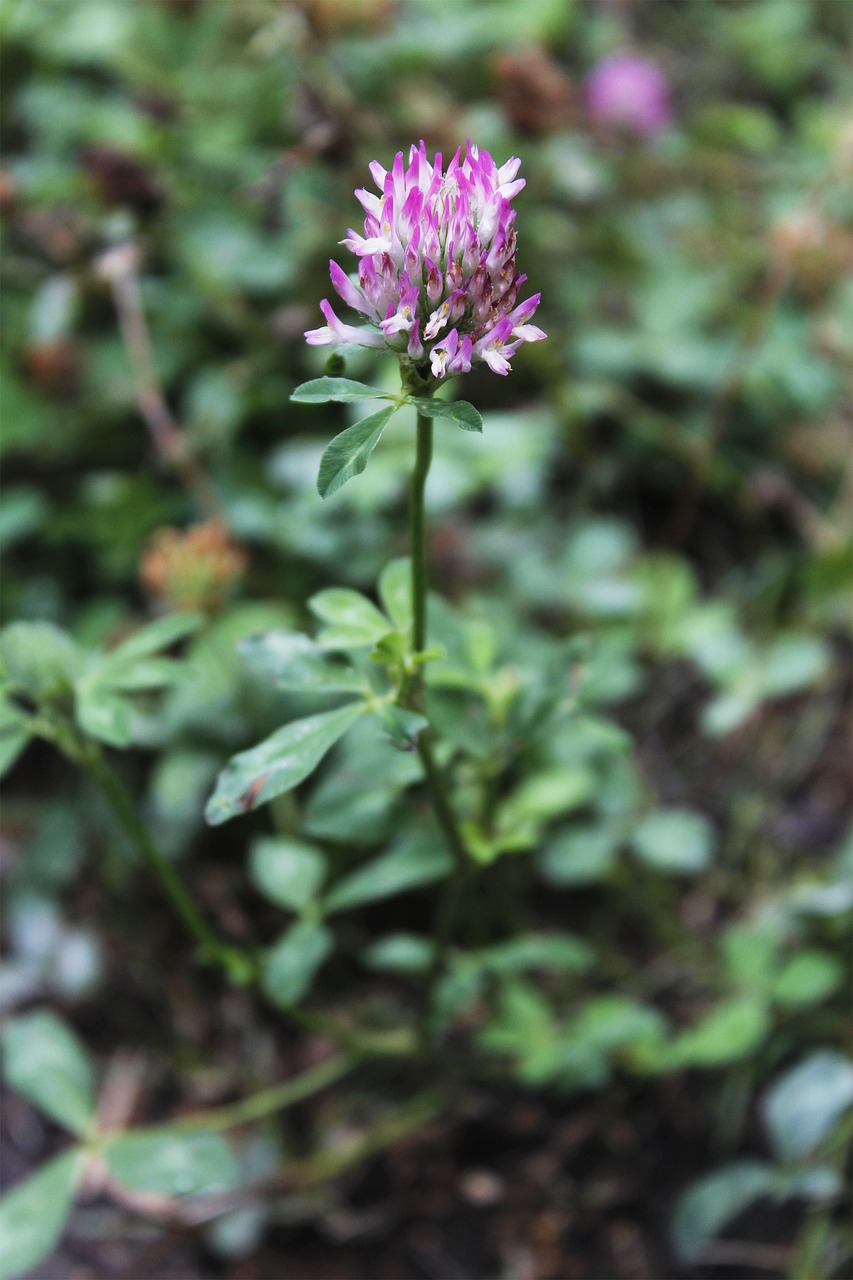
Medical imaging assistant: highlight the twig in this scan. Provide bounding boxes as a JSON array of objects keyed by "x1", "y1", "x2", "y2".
[{"x1": 96, "y1": 242, "x2": 226, "y2": 523}]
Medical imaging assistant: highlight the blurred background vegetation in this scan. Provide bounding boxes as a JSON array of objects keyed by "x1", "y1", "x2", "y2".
[{"x1": 1, "y1": 1, "x2": 851, "y2": 1277}]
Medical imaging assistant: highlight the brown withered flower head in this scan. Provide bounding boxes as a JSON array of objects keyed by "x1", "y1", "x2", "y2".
[{"x1": 141, "y1": 522, "x2": 247, "y2": 615}]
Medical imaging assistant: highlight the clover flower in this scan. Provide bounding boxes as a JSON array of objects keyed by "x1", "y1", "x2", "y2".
[
  {"x1": 305, "y1": 141, "x2": 545, "y2": 379},
  {"x1": 585, "y1": 54, "x2": 672, "y2": 136}
]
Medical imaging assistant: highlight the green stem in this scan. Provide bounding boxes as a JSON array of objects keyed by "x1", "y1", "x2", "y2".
[
  {"x1": 416, "y1": 737, "x2": 468, "y2": 871},
  {"x1": 788, "y1": 1212, "x2": 833, "y2": 1280},
  {"x1": 406, "y1": 398, "x2": 468, "y2": 868},
  {"x1": 405, "y1": 395, "x2": 472, "y2": 1050},
  {"x1": 171, "y1": 1053, "x2": 358, "y2": 1132},
  {"x1": 86, "y1": 745, "x2": 255, "y2": 984},
  {"x1": 291, "y1": 1009, "x2": 415, "y2": 1059},
  {"x1": 294, "y1": 1090, "x2": 443, "y2": 1186},
  {"x1": 410, "y1": 405, "x2": 433, "y2": 683}
]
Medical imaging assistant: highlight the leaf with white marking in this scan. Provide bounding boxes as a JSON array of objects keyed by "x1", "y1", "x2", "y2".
[{"x1": 205, "y1": 702, "x2": 365, "y2": 825}]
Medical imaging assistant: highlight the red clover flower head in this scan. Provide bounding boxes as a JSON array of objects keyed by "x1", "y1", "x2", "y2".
[{"x1": 305, "y1": 140, "x2": 546, "y2": 381}]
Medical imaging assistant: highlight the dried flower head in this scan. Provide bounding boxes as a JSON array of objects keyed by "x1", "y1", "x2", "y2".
[
  {"x1": 141, "y1": 522, "x2": 246, "y2": 614},
  {"x1": 305, "y1": 140, "x2": 545, "y2": 381}
]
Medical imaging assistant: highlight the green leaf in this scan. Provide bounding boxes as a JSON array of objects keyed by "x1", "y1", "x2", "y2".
[
  {"x1": 673, "y1": 996, "x2": 770, "y2": 1067},
  {"x1": 775, "y1": 1166, "x2": 843, "y2": 1202},
  {"x1": 317, "y1": 406, "x2": 396, "y2": 497},
  {"x1": 760, "y1": 634, "x2": 829, "y2": 697},
  {"x1": 499, "y1": 768, "x2": 597, "y2": 830},
  {"x1": 568, "y1": 996, "x2": 668, "y2": 1052},
  {"x1": 238, "y1": 631, "x2": 367, "y2": 694},
  {"x1": 303, "y1": 714, "x2": 422, "y2": 843},
  {"x1": 0, "y1": 622, "x2": 83, "y2": 701},
  {"x1": 205, "y1": 702, "x2": 365, "y2": 825},
  {"x1": 478, "y1": 980, "x2": 560, "y2": 1083},
  {"x1": 324, "y1": 836, "x2": 451, "y2": 915},
  {"x1": 97, "y1": 657, "x2": 182, "y2": 691},
  {"x1": 477, "y1": 934, "x2": 593, "y2": 975},
  {"x1": 378, "y1": 558, "x2": 413, "y2": 633},
  {"x1": 0, "y1": 1152, "x2": 80, "y2": 1280},
  {"x1": 761, "y1": 1052, "x2": 853, "y2": 1163},
  {"x1": 411, "y1": 398, "x2": 483, "y2": 432},
  {"x1": 309, "y1": 588, "x2": 393, "y2": 649},
  {"x1": 110, "y1": 612, "x2": 204, "y2": 660},
  {"x1": 720, "y1": 924, "x2": 780, "y2": 993},
  {"x1": 105, "y1": 1131, "x2": 239, "y2": 1195},
  {"x1": 772, "y1": 951, "x2": 842, "y2": 1008},
  {"x1": 0, "y1": 487, "x2": 48, "y2": 551},
  {"x1": 363, "y1": 933, "x2": 434, "y2": 973},
  {"x1": 539, "y1": 824, "x2": 620, "y2": 886},
  {"x1": 672, "y1": 1161, "x2": 777, "y2": 1262},
  {"x1": 631, "y1": 808, "x2": 715, "y2": 874},
  {"x1": 702, "y1": 691, "x2": 758, "y2": 737},
  {"x1": 261, "y1": 920, "x2": 333, "y2": 1008},
  {"x1": 370, "y1": 703, "x2": 427, "y2": 750},
  {"x1": 0, "y1": 697, "x2": 31, "y2": 778},
  {"x1": 292, "y1": 377, "x2": 390, "y2": 403},
  {"x1": 249, "y1": 837, "x2": 327, "y2": 912},
  {"x1": 3, "y1": 1011, "x2": 96, "y2": 1137},
  {"x1": 75, "y1": 686, "x2": 133, "y2": 747}
]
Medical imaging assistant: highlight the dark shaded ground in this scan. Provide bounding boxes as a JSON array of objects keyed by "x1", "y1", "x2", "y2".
[{"x1": 2, "y1": 1073, "x2": 801, "y2": 1280}]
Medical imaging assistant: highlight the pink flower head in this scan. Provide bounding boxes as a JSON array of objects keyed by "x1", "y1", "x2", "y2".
[
  {"x1": 585, "y1": 54, "x2": 672, "y2": 136},
  {"x1": 305, "y1": 141, "x2": 546, "y2": 379}
]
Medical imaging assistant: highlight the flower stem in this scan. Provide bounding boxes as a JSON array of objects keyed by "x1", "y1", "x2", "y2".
[
  {"x1": 410, "y1": 405, "x2": 433, "y2": 682},
  {"x1": 407, "y1": 401, "x2": 467, "y2": 863},
  {"x1": 86, "y1": 745, "x2": 255, "y2": 984},
  {"x1": 406, "y1": 397, "x2": 471, "y2": 1049}
]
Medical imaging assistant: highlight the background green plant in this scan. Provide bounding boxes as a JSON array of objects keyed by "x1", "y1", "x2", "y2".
[{"x1": 1, "y1": 1, "x2": 850, "y2": 1277}]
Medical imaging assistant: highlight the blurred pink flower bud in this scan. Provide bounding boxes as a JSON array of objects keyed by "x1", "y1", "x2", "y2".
[{"x1": 585, "y1": 54, "x2": 673, "y2": 136}]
